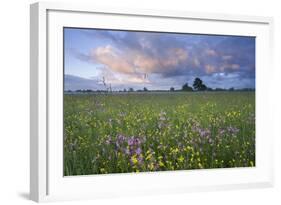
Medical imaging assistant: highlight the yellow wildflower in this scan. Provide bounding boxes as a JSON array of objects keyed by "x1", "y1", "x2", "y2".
[
  {"x1": 178, "y1": 155, "x2": 185, "y2": 163},
  {"x1": 131, "y1": 155, "x2": 138, "y2": 165},
  {"x1": 159, "y1": 161, "x2": 165, "y2": 167}
]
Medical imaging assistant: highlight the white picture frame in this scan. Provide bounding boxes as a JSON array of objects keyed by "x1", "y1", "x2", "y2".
[{"x1": 30, "y1": 1, "x2": 274, "y2": 202}]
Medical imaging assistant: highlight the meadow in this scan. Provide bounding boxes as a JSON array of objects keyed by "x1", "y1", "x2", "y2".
[{"x1": 63, "y1": 92, "x2": 255, "y2": 176}]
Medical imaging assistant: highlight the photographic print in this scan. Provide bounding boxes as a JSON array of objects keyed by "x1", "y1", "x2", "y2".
[{"x1": 63, "y1": 28, "x2": 255, "y2": 176}]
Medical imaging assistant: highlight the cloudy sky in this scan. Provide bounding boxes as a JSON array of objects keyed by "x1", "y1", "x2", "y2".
[{"x1": 64, "y1": 28, "x2": 255, "y2": 91}]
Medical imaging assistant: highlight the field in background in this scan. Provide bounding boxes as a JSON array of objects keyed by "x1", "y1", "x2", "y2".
[{"x1": 63, "y1": 92, "x2": 255, "y2": 176}]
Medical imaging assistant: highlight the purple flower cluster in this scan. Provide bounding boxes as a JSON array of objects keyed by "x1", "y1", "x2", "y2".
[
  {"x1": 107, "y1": 134, "x2": 145, "y2": 166},
  {"x1": 217, "y1": 126, "x2": 240, "y2": 138},
  {"x1": 198, "y1": 128, "x2": 211, "y2": 138},
  {"x1": 227, "y1": 126, "x2": 240, "y2": 136},
  {"x1": 191, "y1": 121, "x2": 211, "y2": 138},
  {"x1": 115, "y1": 134, "x2": 126, "y2": 149},
  {"x1": 190, "y1": 121, "x2": 214, "y2": 144},
  {"x1": 127, "y1": 136, "x2": 144, "y2": 165}
]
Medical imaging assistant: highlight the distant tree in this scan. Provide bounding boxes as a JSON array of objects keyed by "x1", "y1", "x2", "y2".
[
  {"x1": 129, "y1": 88, "x2": 134, "y2": 92},
  {"x1": 193, "y1": 78, "x2": 202, "y2": 90},
  {"x1": 229, "y1": 87, "x2": 235, "y2": 91},
  {"x1": 207, "y1": 87, "x2": 213, "y2": 91},
  {"x1": 193, "y1": 77, "x2": 207, "y2": 91},
  {"x1": 123, "y1": 88, "x2": 127, "y2": 92},
  {"x1": 170, "y1": 87, "x2": 175, "y2": 92},
  {"x1": 182, "y1": 83, "x2": 193, "y2": 91},
  {"x1": 143, "y1": 87, "x2": 148, "y2": 92},
  {"x1": 240, "y1": 88, "x2": 255, "y2": 91},
  {"x1": 215, "y1": 88, "x2": 225, "y2": 91},
  {"x1": 200, "y1": 84, "x2": 207, "y2": 91}
]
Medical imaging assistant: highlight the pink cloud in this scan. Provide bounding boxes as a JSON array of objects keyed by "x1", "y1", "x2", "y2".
[
  {"x1": 91, "y1": 45, "x2": 134, "y2": 74},
  {"x1": 205, "y1": 64, "x2": 216, "y2": 74},
  {"x1": 90, "y1": 45, "x2": 189, "y2": 78},
  {"x1": 205, "y1": 49, "x2": 217, "y2": 56}
]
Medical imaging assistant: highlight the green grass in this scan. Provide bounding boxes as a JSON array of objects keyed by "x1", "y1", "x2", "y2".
[{"x1": 63, "y1": 92, "x2": 255, "y2": 176}]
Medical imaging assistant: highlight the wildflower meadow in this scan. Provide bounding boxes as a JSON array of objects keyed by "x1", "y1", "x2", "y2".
[{"x1": 63, "y1": 92, "x2": 255, "y2": 176}]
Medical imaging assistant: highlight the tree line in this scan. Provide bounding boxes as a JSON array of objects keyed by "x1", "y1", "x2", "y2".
[
  {"x1": 65, "y1": 77, "x2": 255, "y2": 93},
  {"x1": 172, "y1": 77, "x2": 254, "y2": 92}
]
